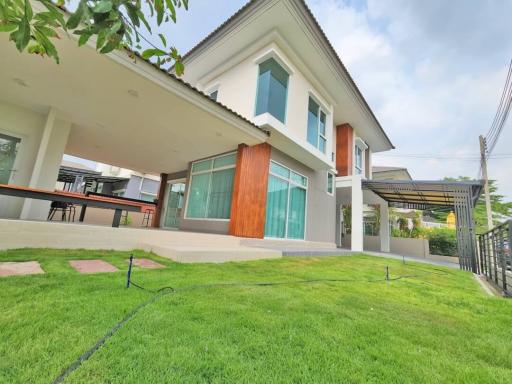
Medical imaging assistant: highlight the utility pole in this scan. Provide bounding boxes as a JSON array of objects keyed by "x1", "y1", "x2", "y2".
[{"x1": 479, "y1": 135, "x2": 493, "y2": 230}]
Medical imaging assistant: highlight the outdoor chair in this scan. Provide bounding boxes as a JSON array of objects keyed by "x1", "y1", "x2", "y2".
[{"x1": 47, "y1": 201, "x2": 76, "y2": 222}]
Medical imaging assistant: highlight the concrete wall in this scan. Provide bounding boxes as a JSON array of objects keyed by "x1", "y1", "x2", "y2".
[
  {"x1": 271, "y1": 148, "x2": 336, "y2": 243},
  {"x1": 363, "y1": 235, "x2": 430, "y2": 258},
  {"x1": 48, "y1": 206, "x2": 148, "y2": 228},
  {"x1": 0, "y1": 102, "x2": 70, "y2": 220}
]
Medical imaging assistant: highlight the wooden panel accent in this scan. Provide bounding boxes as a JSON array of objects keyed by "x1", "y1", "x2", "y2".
[
  {"x1": 229, "y1": 143, "x2": 271, "y2": 238},
  {"x1": 336, "y1": 123, "x2": 354, "y2": 176},
  {"x1": 152, "y1": 173, "x2": 168, "y2": 227}
]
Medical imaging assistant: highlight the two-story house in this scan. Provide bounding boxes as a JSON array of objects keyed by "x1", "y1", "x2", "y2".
[
  {"x1": 0, "y1": 0, "x2": 394, "y2": 254},
  {"x1": 158, "y1": 0, "x2": 394, "y2": 250}
]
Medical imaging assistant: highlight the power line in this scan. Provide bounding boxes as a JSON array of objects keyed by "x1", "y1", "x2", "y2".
[
  {"x1": 485, "y1": 59, "x2": 512, "y2": 156},
  {"x1": 374, "y1": 153, "x2": 512, "y2": 160}
]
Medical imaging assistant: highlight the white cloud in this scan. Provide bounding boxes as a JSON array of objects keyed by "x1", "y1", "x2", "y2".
[{"x1": 308, "y1": 0, "x2": 512, "y2": 199}]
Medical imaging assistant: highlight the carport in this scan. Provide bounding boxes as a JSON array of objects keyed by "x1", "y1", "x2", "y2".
[{"x1": 362, "y1": 180, "x2": 483, "y2": 273}]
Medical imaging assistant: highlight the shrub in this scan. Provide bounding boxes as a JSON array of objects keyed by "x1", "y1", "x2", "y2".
[{"x1": 428, "y1": 228, "x2": 457, "y2": 256}]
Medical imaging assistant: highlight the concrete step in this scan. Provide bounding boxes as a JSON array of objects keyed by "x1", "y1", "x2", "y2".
[{"x1": 140, "y1": 243, "x2": 282, "y2": 263}]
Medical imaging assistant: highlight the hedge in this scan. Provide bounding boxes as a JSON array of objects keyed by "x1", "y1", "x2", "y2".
[{"x1": 427, "y1": 228, "x2": 457, "y2": 256}]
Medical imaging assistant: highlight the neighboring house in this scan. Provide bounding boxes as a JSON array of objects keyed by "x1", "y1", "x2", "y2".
[
  {"x1": 97, "y1": 164, "x2": 160, "y2": 201},
  {"x1": 0, "y1": 0, "x2": 396, "y2": 252},
  {"x1": 372, "y1": 166, "x2": 412, "y2": 181}
]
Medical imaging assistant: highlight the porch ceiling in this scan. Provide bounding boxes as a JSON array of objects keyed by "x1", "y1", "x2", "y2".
[
  {"x1": 0, "y1": 33, "x2": 267, "y2": 175},
  {"x1": 362, "y1": 180, "x2": 483, "y2": 210}
]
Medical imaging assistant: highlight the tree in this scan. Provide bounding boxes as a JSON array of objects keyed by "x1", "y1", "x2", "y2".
[
  {"x1": 0, "y1": 0, "x2": 187, "y2": 74},
  {"x1": 425, "y1": 177, "x2": 512, "y2": 234}
]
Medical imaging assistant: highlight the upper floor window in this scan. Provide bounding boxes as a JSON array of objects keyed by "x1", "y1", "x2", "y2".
[
  {"x1": 255, "y1": 58, "x2": 289, "y2": 123},
  {"x1": 354, "y1": 138, "x2": 367, "y2": 176},
  {"x1": 307, "y1": 97, "x2": 327, "y2": 153}
]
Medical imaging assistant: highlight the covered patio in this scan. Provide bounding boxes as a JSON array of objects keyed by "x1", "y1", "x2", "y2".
[
  {"x1": 0, "y1": 25, "x2": 267, "y2": 224},
  {"x1": 362, "y1": 179, "x2": 483, "y2": 272}
]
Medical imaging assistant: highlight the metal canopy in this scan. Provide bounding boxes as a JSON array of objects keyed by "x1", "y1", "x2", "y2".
[
  {"x1": 362, "y1": 179, "x2": 484, "y2": 273},
  {"x1": 58, "y1": 166, "x2": 129, "y2": 192}
]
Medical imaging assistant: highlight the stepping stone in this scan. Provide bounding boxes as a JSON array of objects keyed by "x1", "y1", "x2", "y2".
[
  {"x1": 128, "y1": 258, "x2": 165, "y2": 269},
  {"x1": 69, "y1": 260, "x2": 118, "y2": 274},
  {"x1": 0, "y1": 261, "x2": 44, "y2": 277}
]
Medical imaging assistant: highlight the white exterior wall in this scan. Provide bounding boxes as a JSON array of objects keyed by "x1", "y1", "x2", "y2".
[
  {"x1": 0, "y1": 101, "x2": 70, "y2": 219},
  {"x1": 196, "y1": 43, "x2": 335, "y2": 166},
  {"x1": 0, "y1": 101, "x2": 46, "y2": 218}
]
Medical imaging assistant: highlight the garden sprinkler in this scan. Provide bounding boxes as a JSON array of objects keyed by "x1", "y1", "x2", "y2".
[
  {"x1": 126, "y1": 254, "x2": 134, "y2": 288},
  {"x1": 386, "y1": 266, "x2": 390, "y2": 282}
]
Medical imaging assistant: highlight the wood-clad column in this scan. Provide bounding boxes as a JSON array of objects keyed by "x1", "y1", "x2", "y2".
[
  {"x1": 336, "y1": 123, "x2": 354, "y2": 176},
  {"x1": 152, "y1": 173, "x2": 168, "y2": 227},
  {"x1": 229, "y1": 143, "x2": 271, "y2": 238}
]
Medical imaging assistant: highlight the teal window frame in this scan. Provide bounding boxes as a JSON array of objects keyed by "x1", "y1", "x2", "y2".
[
  {"x1": 185, "y1": 152, "x2": 237, "y2": 220},
  {"x1": 255, "y1": 57, "x2": 289, "y2": 123},
  {"x1": 264, "y1": 160, "x2": 308, "y2": 240},
  {"x1": 306, "y1": 96, "x2": 327, "y2": 153}
]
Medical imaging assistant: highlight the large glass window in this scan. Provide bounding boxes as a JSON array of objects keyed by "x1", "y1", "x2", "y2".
[
  {"x1": 255, "y1": 58, "x2": 289, "y2": 123},
  {"x1": 307, "y1": 97, "x2": 327, "y2": 153},
  {"x1": 0, "y1": 133, "x2": 21, "y2": 184},
  {"x1": 186, "y1": 153, "x2": 236, "y2": 219},
  {"x1": 265, "y1": 161, "x2": 307, "y2": 239}
]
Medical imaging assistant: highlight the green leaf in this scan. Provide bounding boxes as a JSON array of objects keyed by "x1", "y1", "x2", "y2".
[
  {"x1": 155, "y1": 0, "x2": 163, "y2": 25},
  {"x1": 24, "y1": 0, "x2": 33, "y2": 21},
  {"x1": 164, "y1": 0, "x2": 176, "y2": 22},
  {"x1": 35, "y1": 25, "x2": 58, "y2": 38},
  {"x1": 124, "y1": 3, "x2": 139, "y2": 28},
  {"x1": 136, "y1": 9, "x2": 151, "y2": 32},
  {"x1": 99, "y1": 32, "x2": 121, "y2": 53},
  {"x1": 13, "y1": 17, "x2": 30, "y2": 52},
  {"x1": 141, "y1": 48, "x2": 166, "y2": 60},
  {"x1": 96, "y1": 27, "x2": 108, "y2": 49},
  {"x1": 93, "y1": 0, "x2": 113, "y2": 14},
  {"x1": 66, "y1": 0, "x2": 86, "y2": 29},
  {"x1": 78, "y1": 32, "x2": 92, "y2": 46},
  {"x1": 39, "y1": 0, "x2": 66, "y2": 29},
  {"x1": 158, "y1": 33, "x2": 166, "y2": 47},
  {"x1": 174, "y1": 60, "x2": 184, "y2": 76},
  {"x1": 0, "y1": 23, "x2": 17, "y2": 32},
  {"x1": 110, "y1": 20, "x2": 122, "y2": 34},
  {"x1": 34, "y1": 27, "x2": 59, "y2": 63}
]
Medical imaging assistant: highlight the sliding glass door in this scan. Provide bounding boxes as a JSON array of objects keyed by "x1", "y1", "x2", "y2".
[
  {"x1": 0, "y1": 133, "x2": 21, "y2": 184},
  {"x1": 264, "y1": 161, "x2": 307, "y2": 239},
  {"x1": 163, "y1": 182, "x2": 185, "y2": 229}
]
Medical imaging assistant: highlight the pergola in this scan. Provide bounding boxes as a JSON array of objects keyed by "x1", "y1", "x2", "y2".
[
  {"x1": 362, "y1": 180, "x2": 483, "y2": 273},
  {"x1": 57, "y1": 165, "x2": 128, "y2": 193}
]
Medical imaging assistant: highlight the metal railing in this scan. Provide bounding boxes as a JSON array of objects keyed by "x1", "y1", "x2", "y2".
[{"x1": 478, "y1": 220, "x2": 512, "y2": 296}]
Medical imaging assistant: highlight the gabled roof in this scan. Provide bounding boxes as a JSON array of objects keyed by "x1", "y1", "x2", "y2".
[{"x1": 180, "y1": 0, "x2": 394, "y2": 150}]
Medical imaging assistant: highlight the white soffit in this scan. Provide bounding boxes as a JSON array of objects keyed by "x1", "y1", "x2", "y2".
[{"x1": 0, "y1": 31, "x2": 267, "y2": 175}]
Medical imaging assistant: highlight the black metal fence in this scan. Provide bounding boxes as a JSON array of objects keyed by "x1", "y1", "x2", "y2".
[{"x1": 478, "y1": 220, "x2": 512, "y2": 296}]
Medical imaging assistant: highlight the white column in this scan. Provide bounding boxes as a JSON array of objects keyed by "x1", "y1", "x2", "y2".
[
  {"x1": 20, "y1": 108, "x2": 70, "y2": 220},
  {"x1": 380, "y1": 201, "x2": 390, "y2": 252},
  {"x1": 351, "y1": 175, "x2": 363, "y2": 252}
]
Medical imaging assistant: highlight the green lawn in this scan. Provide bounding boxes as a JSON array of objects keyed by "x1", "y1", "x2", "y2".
[{"x1": 1, "y1": 249, "x2": 511, "y2": 384}]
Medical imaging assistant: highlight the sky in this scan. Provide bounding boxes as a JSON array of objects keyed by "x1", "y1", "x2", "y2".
[{"x1": 70, "y1": 0, "x2": 512, "y2": 199}]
